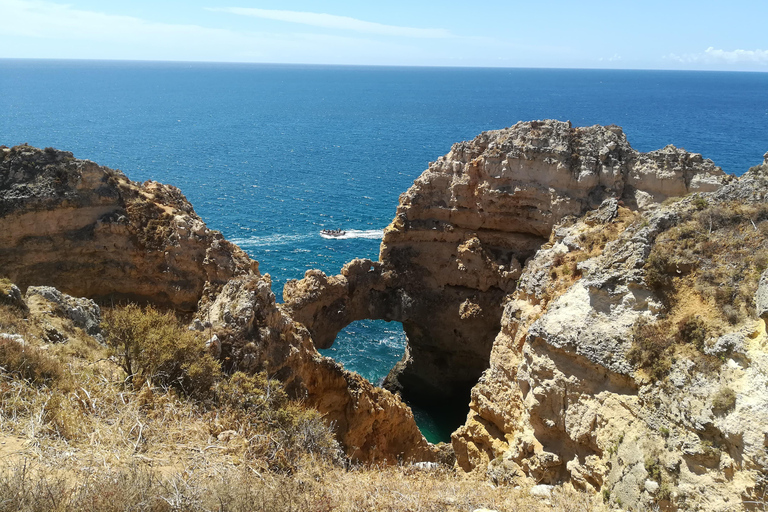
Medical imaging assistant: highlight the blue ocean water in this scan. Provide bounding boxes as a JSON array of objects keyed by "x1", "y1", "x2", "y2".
[{"x1": 2, "y1": 60, "x2": 767, "y2": 442}]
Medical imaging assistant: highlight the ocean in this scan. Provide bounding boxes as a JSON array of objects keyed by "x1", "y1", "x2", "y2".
[{"x1": 2, "y1": 60, "x2": 767, "y2": 442}]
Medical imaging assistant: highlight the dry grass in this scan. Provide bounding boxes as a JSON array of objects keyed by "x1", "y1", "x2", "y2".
[
  {"x1": 627, "y1": 199, "x2": 768, "y2": 382},
  {"x1": 542, "y1": 206, "x2": 638, "y2": 303},
  {"x1": 0, "y1": 457, "x2": 605, "y2": 512},
  {"x1": 645, "y1": 200, "x2": 768, "y2": 326},
  {"x1": 0, "y1": 295, "x2": 607, "y2": 511}
]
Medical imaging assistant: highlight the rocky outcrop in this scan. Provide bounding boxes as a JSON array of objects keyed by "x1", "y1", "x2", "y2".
[
  {"x1": 195, "y1": 273, "x2": 436, "y2": 463},
  {"x1": 453, "y1": 160, "x2": 768, "y2": 511},
  {"x1": 0, "y1": 144, "x2": 435, "y2": 464},
  {"x1": 0, "y1": 144, "x2": 256, "y2": 312},
  {"x1": 25, "y1": 286, "x2": 102, "y2": 337},
  {"x1": 284, "y1": 121, "x2": 726, "y2": 414}
]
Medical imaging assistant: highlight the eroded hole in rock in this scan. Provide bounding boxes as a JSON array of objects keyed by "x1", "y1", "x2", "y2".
[
  {"x1": 317, "y1": 319, "x2": 470, "y2": 444},
  {"x1": 318, "y1": 319, "x2": 406, "y2": 386}
]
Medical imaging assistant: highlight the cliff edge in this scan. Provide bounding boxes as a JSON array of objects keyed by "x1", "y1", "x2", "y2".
[
  {"x1": 0, "y1": 143, "x2": 435, "y2": 464},
  {"x1": 284, "y1": 120, "x2": 726, "y2": 414}
]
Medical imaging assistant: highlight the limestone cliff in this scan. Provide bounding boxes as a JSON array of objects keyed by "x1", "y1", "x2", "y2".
[
  {"x1": 452, "y1": 153, "x2": 768, "y2": 511},
  {"x1": 0, "y1": 144, "x2": 435, "y2": 464},
  {"x1": 195, "y1": 274, "x2": 435, "y2": 463},
  {"x1": 283, "y1": 120, "x2": 726, "y2": 414},
  {"x1": 7, "y1": 128, "x2": 766, "y2": 509},
  {"x1": 0, "y1": 144, "x2": 255, "y2": 311}
]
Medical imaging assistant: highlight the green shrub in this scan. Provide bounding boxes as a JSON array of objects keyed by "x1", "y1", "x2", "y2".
[
  {"x1": 102, "y1": 304, "x2": 220, "y2": 397},
  {"x1": 645, "y1": 457, "x2": 663, "y2": 483}
]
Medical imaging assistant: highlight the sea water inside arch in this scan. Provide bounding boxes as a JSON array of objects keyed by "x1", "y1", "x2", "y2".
[{"x1": 3, "y1": 61, "x2": 768, "y2": 443}]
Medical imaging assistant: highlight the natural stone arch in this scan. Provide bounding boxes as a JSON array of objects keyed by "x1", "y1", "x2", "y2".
[
  {"x1": 283, "y1": 257, "x2": 511, "y2": 408},
  {"x1": 283, "y1": 120, "x2": 727, "y2": 427}
]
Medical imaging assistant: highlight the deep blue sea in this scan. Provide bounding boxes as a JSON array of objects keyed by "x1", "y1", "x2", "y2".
[{"x1": 2, "y1": 60, "x2": 767, "y2": 442}]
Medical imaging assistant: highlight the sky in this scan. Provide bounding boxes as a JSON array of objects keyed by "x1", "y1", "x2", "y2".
[{"x1": 1, "y1": 0, "x2": 767, "y2": 71}]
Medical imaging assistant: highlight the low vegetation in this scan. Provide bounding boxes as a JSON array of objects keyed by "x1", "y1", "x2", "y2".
[
  {"x1": 0, "y1": 291, "x2": 603, "y2": 511},
  {"x1": 645, "y1": 199, "x2": 768, "y2": 326},
  {"x1": 627, "y1": 198, "x2": 768, "y2": 382},
  {"x1": 102, "y1": 304, "x2": 220, "y2": 396}
]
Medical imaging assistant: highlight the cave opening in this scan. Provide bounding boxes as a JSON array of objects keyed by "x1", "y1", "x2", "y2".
[{"x1": 316, "y1": 319, "x2": 470, "y2": 444}]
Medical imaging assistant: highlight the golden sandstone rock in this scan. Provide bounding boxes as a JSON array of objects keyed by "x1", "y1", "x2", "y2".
[{"x1": 7, "y1": 121, "x2": 768, "y2": 511}]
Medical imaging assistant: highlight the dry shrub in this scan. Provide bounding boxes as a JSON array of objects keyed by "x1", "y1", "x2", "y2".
[
  {"x1": 627, "y1": 318, "x2": 674, "y2": 380},
  {"x1": 102, "y1": 304, "x2": 220, "y2": 397},
  {"x1": 0, "y1": 278, "x2": 14, "y2": 297},
  {"x1": 676, "y1": 315, "x2": 707, "y2": 350},
  {"x1": 712, "y1": 386, "x2": 736, "y2": 414},
  {"x1": 645, "y1": 200, "x2": 768, "y2": 326},
  {"x1": 211, "y1": 372, "x2": 341, "y2": 472},
  {"x1": 0, "y1": 336, "x2": 65, "y2": 387}
]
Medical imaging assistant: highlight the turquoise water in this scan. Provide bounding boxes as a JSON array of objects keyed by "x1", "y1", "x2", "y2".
[{"x1": 2, "y1": 60, "x2": 768, "y2": 443}]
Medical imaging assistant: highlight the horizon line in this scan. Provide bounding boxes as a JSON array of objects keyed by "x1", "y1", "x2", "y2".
[{"x1": 1, "y1": 56, "x2": 766, "y2": 74}]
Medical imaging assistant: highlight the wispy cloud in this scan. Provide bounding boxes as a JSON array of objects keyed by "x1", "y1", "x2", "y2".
[
  {"x1": 0, "y1": 0, "x2": 244, "y2": 44},
  {"x1": 666, "y1": 47, "x2": 768, "y2": 65},
  {"x1": 599, "y1": 54, "x2": 622, "y2": 62},
  {"x1": 207, "y1": 7, "x2": 451, "y2": 39},
  {"x1": 0, "y1": 0, "x2": 430, "y2": 64}
]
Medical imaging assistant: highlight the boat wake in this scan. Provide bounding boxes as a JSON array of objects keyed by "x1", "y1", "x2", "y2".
[
  {"x1": 319, "y1": 229, "x2": 383, "y2": 240},
  {"x1": 229, "y1": 229, "x2": 384, "y2": 248},
  {"x1": 229, "y1": 233, "x2": 308, "y2": 248}
]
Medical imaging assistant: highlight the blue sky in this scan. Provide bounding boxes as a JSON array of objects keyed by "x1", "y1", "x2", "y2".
[{"x1": 1, "y1": 0, "x2": 767, "y2": 70}]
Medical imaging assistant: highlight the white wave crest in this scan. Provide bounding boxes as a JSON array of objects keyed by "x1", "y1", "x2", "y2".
[
  {"x1": 229, "y1": 229, "x2": 384, "y2": 247},
  {"x1": 319, "y1": 229, "x2": 384, "y2": 240},
  {"x1": 229, "y1": 233, "x2": 309, "y2": 247}
]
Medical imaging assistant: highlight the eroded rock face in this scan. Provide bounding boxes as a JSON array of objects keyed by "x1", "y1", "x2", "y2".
[
  {"x1": 196, "y1": 274, "x2": 436, "y2": 463},
  {"x1": 0, "y1": 144, "x2": 435, "y2": 465},
  {"x1": 0, "y1": 144, "x2": 256, "y2": 311},
  {"x1": 284, "y1": 121, "x2": 726, "y2": 412},
  {"x1": 453, "y1": 165, "x2": 768, "y2": 511}
]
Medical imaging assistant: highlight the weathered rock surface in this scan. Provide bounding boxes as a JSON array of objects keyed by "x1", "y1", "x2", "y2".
[
  {"x1": 453, "y1": 162, "x2": 768, "y2": 511},
  {"x1": 284, "y1": 120, "x2": 726, "y2": 412},
  {"x1": 196, "y1": 274, "x2": 435, "y2": 463},
  {"x1": 0, "y1": 144, "x2": 256, "y2": 312},
  {"x1": 0, "y1": 144, "x2": 434, "y2": 464},
  {"x1": 25, "y1": 286, "x2": 102, "y2": 337},
  {"x1": 0, "y1": 280, "x2": 28, "y2": 314}
]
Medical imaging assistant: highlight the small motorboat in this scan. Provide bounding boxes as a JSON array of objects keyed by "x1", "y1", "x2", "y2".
[{"x1": 320, "y1": 229, "x2": 346, "y2": 238}]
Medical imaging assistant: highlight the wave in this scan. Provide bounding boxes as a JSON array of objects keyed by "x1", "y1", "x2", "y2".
[
  {"x1": 319, "y1": 229, "x2": 384, "y2": 240},
  {"x1": 229, "y1": 233, "x2": 309, "y2": 248},
  {"x1": 229, "y1": 229, "x2": 384, "y2": 248}
]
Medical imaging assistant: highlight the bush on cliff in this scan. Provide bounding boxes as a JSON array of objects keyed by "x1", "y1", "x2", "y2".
[
  {"x1": 102, "y1": 304, "x2": 219, "y2": 397},
  {"x1": 644, "y1": 200, "x2": 768, "y2": 326},
  {"x1": 0, "y1": 335, "x2": 67, "y2": 388}
]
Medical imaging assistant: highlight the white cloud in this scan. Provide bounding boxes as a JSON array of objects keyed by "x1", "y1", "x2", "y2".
[
  {"x1": 667, "y1": 47, "x2": 768, "y2": 65},
  {"x1": 207, "y1": 7, "x2": 451, "y2": 39},
  {"x1": 0, "y1": 0, "x2": 247, "y2": 44},
  {"x1": 599, "y1": 54, "x2": 622, "y2": 62},
  {"x1": 0, "y1": 0, "x2": 432, "y2": 64}
]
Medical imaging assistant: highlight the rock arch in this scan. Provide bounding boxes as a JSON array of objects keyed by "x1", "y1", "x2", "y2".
[{"x1": 283, "y1": 120, "x2": 726, "y2": 416}]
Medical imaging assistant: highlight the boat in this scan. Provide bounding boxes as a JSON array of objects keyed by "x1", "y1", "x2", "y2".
[{"x1": 320, "y1": 229, "x2": 346, "y2": 238}]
